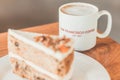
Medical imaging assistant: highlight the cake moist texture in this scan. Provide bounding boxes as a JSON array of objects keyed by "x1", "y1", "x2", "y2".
[{"x1": 8, "y1": 29, "x2": 74, "y2": 80}]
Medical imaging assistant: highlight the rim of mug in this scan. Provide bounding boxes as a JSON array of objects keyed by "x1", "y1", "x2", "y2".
[{"x1": 59, "y1": 2, "x2": 99, "y2": 16}]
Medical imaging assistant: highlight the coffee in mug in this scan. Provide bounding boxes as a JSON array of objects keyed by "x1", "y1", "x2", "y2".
[
  {"x1": 59, "y1": 2, "x2": 112, "y2": 51},
  {"x1": 61, "y1": 4, "x2": 96, "y2": 16}
]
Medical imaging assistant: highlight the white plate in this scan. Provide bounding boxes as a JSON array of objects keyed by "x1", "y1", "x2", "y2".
[{"x1": 0, "y1": 52, "x2": 111, "y2": 80}]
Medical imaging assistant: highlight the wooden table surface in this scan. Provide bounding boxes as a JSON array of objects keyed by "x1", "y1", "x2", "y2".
[{"x1": 0, "y1": 22, "x2": 120, "y2": 80}]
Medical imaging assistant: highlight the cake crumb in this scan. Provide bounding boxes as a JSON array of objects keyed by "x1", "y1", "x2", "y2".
[{"x1": 34, "y1": 35, "x2": 71, "y2": 53}]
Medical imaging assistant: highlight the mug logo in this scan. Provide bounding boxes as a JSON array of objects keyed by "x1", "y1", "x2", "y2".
[{"x1": 60, "y1": 27, "x2": 95, "y2": 37}]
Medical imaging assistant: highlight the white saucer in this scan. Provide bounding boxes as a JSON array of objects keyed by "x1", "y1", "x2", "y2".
[{"x1": 0, "y1": 52, "x2": 111, "y2": 80}]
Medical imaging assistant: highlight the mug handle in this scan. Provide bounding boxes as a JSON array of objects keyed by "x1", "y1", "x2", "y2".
[{"x1": 97, "y1": 10, "x2": 112, "y2": 38}]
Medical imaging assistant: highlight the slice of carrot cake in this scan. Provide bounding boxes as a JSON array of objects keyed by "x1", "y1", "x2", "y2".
[{"x1": 8, "y1": 29, "x2": 74, "y2": 80}]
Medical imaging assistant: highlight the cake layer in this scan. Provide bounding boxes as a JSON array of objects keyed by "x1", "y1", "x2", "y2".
[
  {"x1": 10, "y1": 57, "x2": 56, "y2": 80},
  {"x1": 8, "y1": 35, "x2": 74, "y2": 77},
  {"x1": 8, "y1": 29, "x2": 73, "y2": 61},
  {"x1": 10, "y1": 55, "x2": 73, "y2": 80}
]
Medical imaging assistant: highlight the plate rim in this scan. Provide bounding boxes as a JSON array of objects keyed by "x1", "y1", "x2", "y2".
[{"x1": 74, "y1": 51, "x2": 111, "y2": 80}]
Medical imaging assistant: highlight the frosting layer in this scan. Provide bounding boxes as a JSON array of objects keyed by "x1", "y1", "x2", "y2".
[{"x1": 8, "y1": 29, "x2": 73, "y2": 61}]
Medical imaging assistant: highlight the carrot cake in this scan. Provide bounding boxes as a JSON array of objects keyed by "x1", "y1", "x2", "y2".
[{"x1": 8, "y1": 29, "x2": 74, "y2": 80}]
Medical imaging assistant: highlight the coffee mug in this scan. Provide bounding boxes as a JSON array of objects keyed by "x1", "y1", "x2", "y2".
[{"x1": 59, "y1": 2, "x2": 112, "y2": 51}]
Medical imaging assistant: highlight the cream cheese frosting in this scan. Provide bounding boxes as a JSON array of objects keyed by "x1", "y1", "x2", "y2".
[
  {"x1": 9, "y1": 52, "x2": 73, "y2": 80},
  {"x1": 8, "y1": 29, "x2": 73, "y2": 61}
]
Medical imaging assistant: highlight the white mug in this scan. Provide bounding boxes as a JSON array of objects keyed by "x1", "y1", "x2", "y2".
[{"x1": 59, "y1": 2, "x2": 112, "y2": 51}]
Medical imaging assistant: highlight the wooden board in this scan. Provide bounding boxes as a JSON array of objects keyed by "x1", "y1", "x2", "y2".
[{"x1": 0, "y1": 22, "x2": 120, "y2": 80}]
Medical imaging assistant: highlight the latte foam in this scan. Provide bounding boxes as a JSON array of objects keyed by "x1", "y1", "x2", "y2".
[{"x1": 61, "y1": 4, "x2": 97, "y2": 16}]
